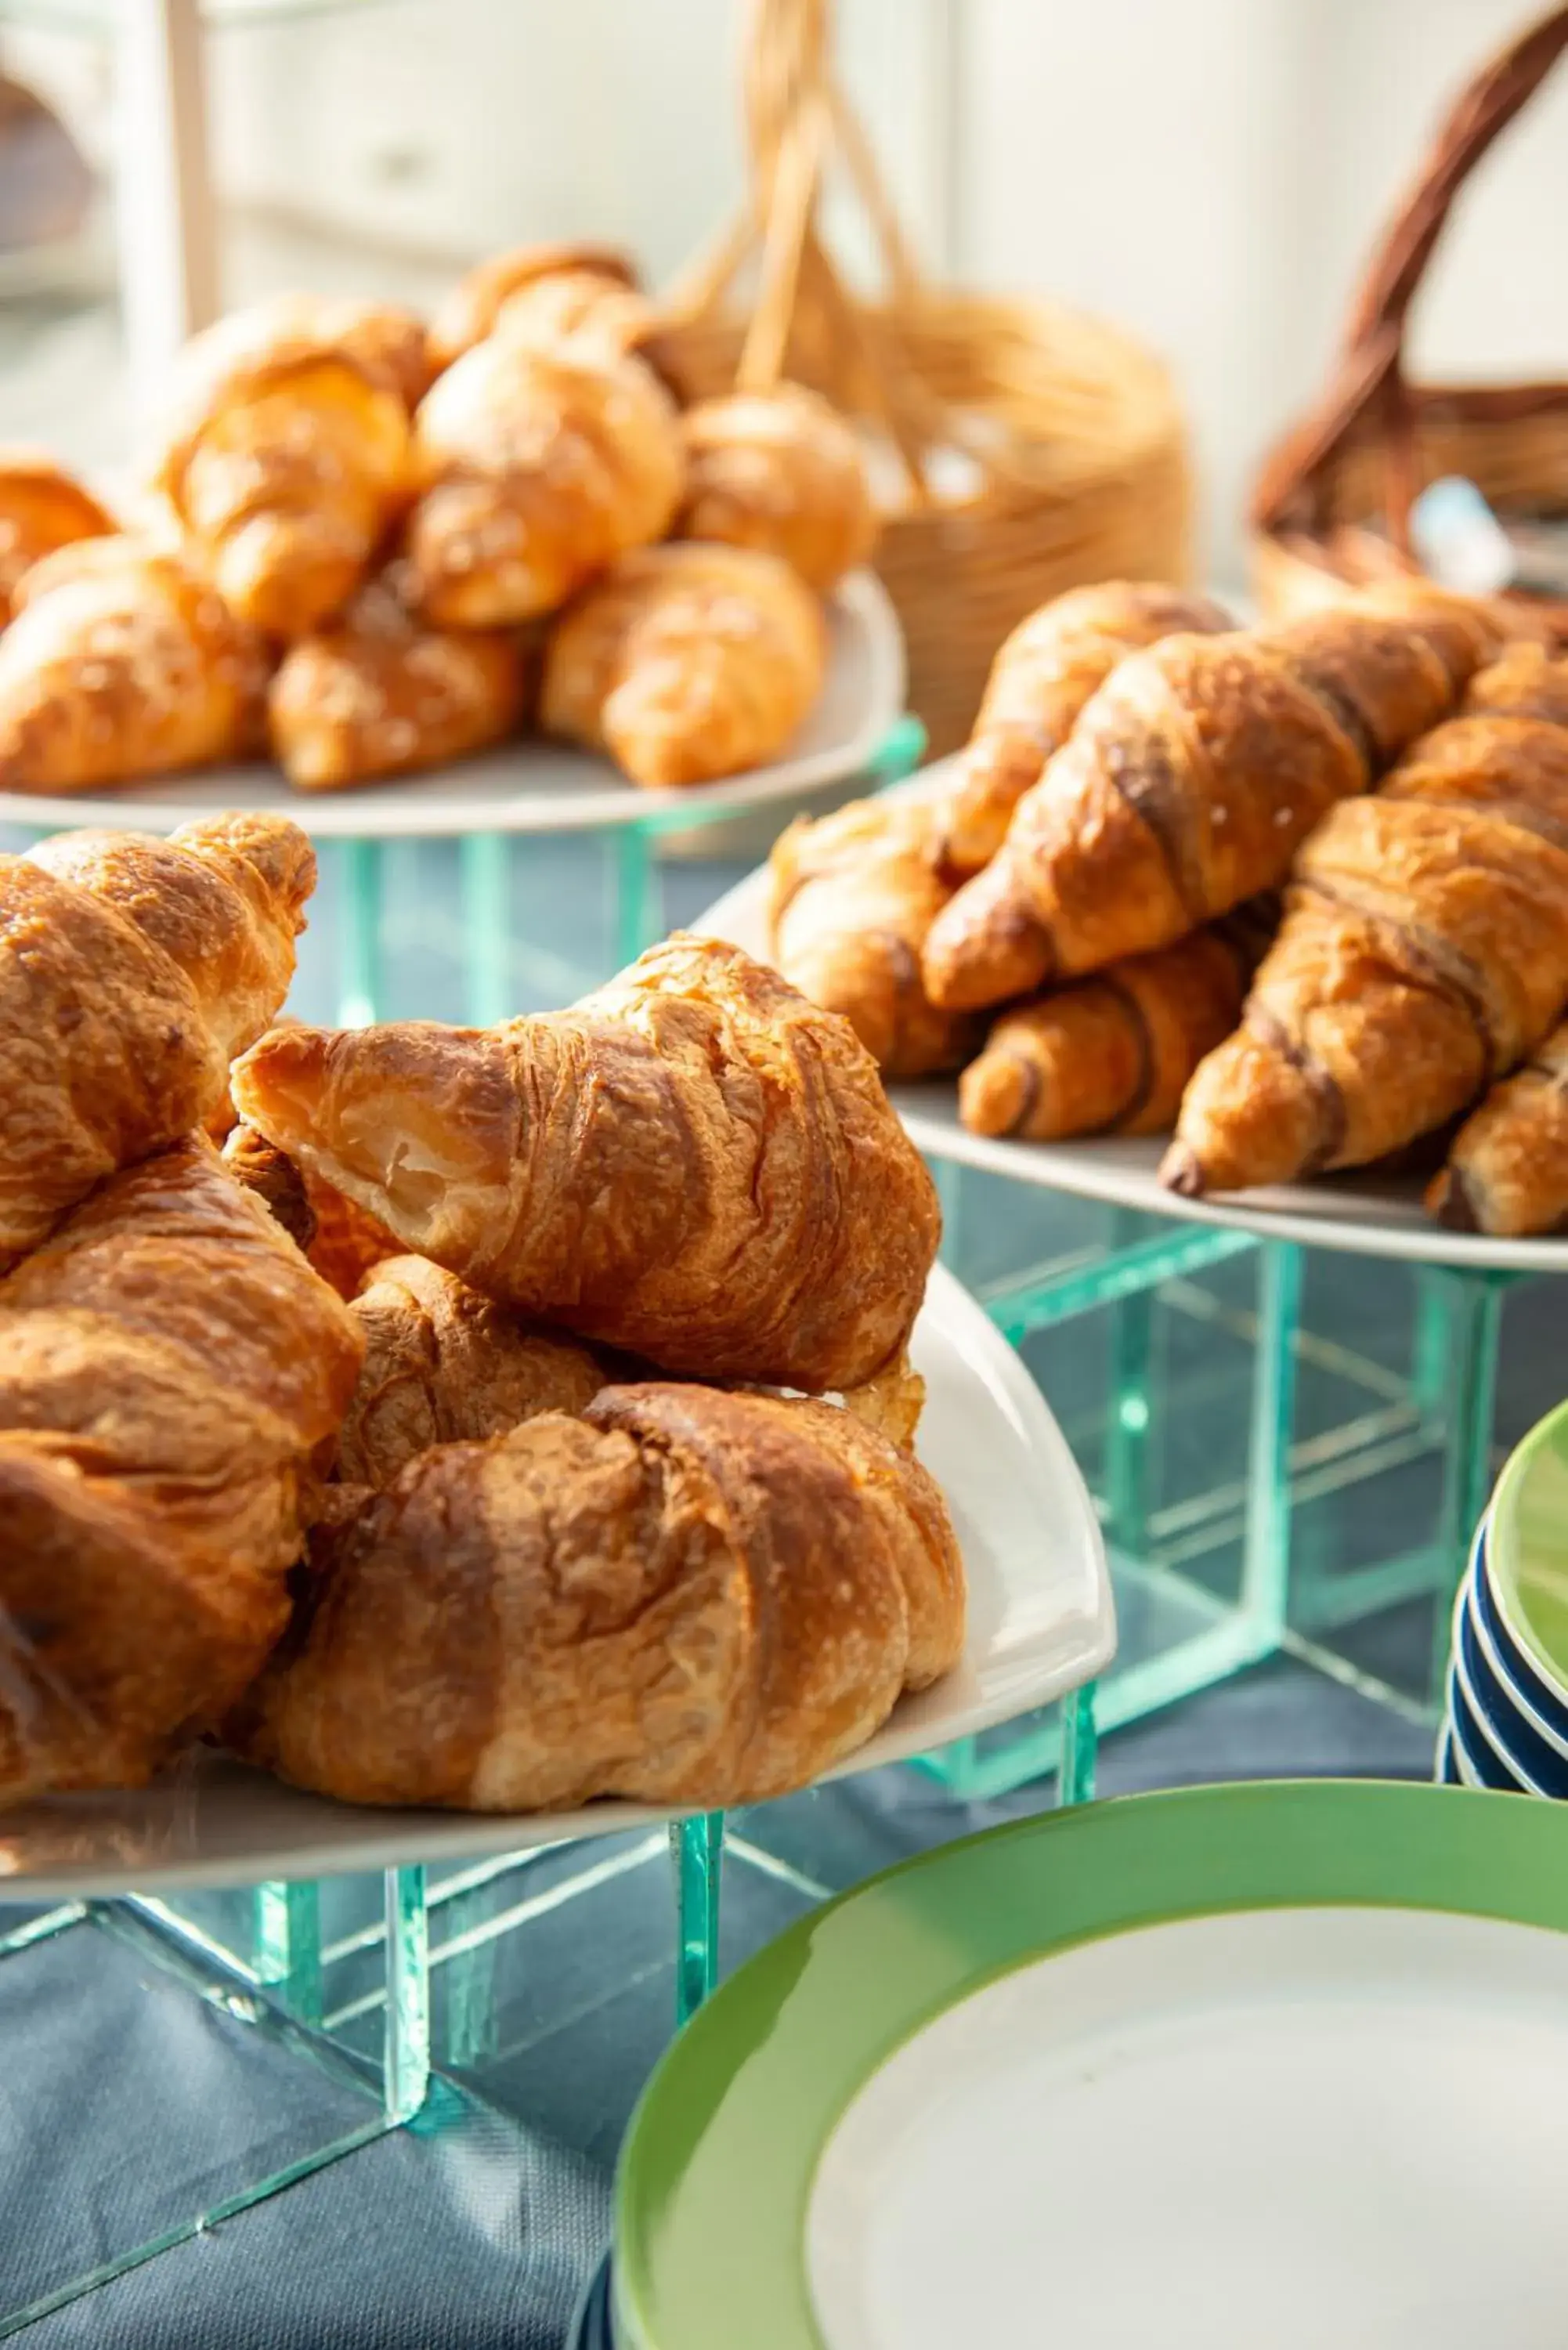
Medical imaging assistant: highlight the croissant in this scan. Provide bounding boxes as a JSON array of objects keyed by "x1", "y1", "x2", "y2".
[
  {"x1": 540, "y1": 542, "x2": 824, "y2": 787},
  {"x1": 229, "y1": 933, "x2": 941, "y2": 1392},
  {"x1": 1165, "y1": 642, "x2": 1568, "y2": 1195},
  {"x1": 0, "y1": 1137, "x2": 363, "y2": 1804},
  {"x1": 230, "y1": 1381, "x2": 964, "y2": 1813},
  {"x1": 405, "y1": 342, "x2": 683, "y2": 628},
  {"x1": 428, "y1": 242, "x2": 643, "y2": 370},
  {"x1": 1, "y1": 812, "x2": 313, "y2": 1267},
  {"x1": 675, "y1": 385, "x2": 878, "y2": 593},
  {"x1": 338, "y1": 1253, "x2": 611, "y2": 1489},
  {"x1": 0, "y1": 540, "x2": 270, "y2": 791},
  {"x1": 247, "y1": 295, "x2": 434, "y2": 414},
  {"x1": 922, "y1": 583, "x2": 1502, "y2": 1012},
  {"x1": 938, "y1": 583, "x2": 1236, "y2": 879},
  {"x1": 153, "y1": 301, "x2": 412, "y2": 638},
  {"x1": 0, "y1": 450, "x2": 114, "y2": 624},
  {"x1": 766, "y1": 795, "x2": 977, "y2": 1076},
  {"x1": 1426, "y1": 1019, "x2": 1568, "y2": 1237},
  {"x1": 959, "y1": 906, "x2": 1272, "y2": 1143},
  {"x1": 268, "y1": 579, "x2": 525, "y2": 788},
  {"x1": 300, "y1": 1169, "x2": 403, "y2": 1300}
]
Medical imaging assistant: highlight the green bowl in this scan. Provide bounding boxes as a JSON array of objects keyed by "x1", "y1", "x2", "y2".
[{"x1": 1489, "y1": 1399, "x2": 1568, "y2": 1697}]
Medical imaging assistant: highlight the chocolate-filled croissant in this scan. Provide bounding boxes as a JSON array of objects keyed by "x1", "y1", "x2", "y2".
[
  {"x1": 1426, "y1": 1020, "x2": 1568, "y2": 1238},
  {"x1": 229, "y1": 934, "x2": 940, "y2": 1394},
  {"x1": 229, "y1": 1383, "x2": 964, "y2": 1813}
]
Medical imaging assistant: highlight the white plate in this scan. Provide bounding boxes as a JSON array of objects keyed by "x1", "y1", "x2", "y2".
[
  {"x1": 0, "y1": 1260, "x2": 1111, "y2": 1900},
  {"x1": 695, "y1": 768, "x2": 1568, "y2": 1276},
  {"x1": 0, "y1": 570, "x2": 903, "y2": 841},
  {"x1": 807, "y1": 1906, "x2": 1568, "y2": 2350}
]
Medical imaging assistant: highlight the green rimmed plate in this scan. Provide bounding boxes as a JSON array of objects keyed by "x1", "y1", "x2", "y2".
[
  {"x1": 615, "y1": 1781, "x2": 1568, "y2": 2350},
  {"x1": 1490, "y1": 1401, "x2": 1568, "y2": 1697}
]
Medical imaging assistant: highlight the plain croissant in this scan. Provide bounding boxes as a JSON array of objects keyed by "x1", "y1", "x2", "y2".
[
  {"x1": 675, "y1": 385, "x2": 879, "y2": 593},
  {"x1": 540, "y1": 542, "x2": 825, "y2": 788},
  {"x1": 1165, "y1": 642, "x2": 1568, "y2": 1195},
  {"x1": 154, "y1": 301, "x2": 413, "y2": 638},
  {"x1": 230, "y1": 933, "x2": 941, "y2": 1393},
  {"x1": 405, "y1": 341, "x2": 683, "y2": 628},
  {"x1": 427, "y1": 242, "x2": 645, "y2": 370},
  {"x1": 959, "y1": 904, "x2": 1274, "y2": 1143},
  {"x1": 0, "y1": 1137, "x2": 363, "y2": 1805},
  {"x1": 230, "y1": 1382, "x2": 964, "y2": 1813},
  {"x1": 0, "y1": 540, "x2": 270, "y2": 793},
  {"x1": 339, "y1": 1253, "x2": 611, "y2": 1489},
  {"x1": 766, "y1": 794, "x2": 979, "y2": 1077},
  {"x1": 923, "y1": 582, "x2": 1501, "y2": 1012},
  {"x1": 937, "y1": 581, "x2": 1235, "y2": 879},
  {"x1": 0, "y1": 812, "x2": 314, "y2": 1267},
  {"x1": 1426, "y1": 1018, "x2": 1568, "y2": 1238},
  {"x1": 0, "y1": 448, "x2": 114, "y2": 624},
  {"x1": 268, "y1": 577, "x2": 526, "y2": 788}
]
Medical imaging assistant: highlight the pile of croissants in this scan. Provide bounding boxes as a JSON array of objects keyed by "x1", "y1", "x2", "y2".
[
  {"x1": 0, "y1": 813, "x2": 961, "y2": 1816},
  {"x1": 767, "y1": 577, "x2": 1568, "y2": 1241},
  {"x1": 0, "y1": 245, "x2": 880, "y2": 800}
]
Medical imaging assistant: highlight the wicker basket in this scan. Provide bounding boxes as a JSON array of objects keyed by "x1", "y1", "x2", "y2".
[
  {"x1": 655, "y1": 0, "x2": 1193, "y2": 759},
  {"x1": 1252, "y1": 3, "x2": 1568, "y2": 639}
]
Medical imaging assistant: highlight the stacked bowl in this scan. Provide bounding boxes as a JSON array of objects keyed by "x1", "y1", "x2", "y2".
[{"x1": 1440, "y1": 1401, "x2": 1568, "y2": 1797}]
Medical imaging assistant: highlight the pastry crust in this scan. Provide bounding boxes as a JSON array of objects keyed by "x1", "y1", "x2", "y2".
[
  {"x1": 231, "y1": 1382, "x2": 964, "y2": 1813},
  {"x1": 1165, "y1": 644, "x2": 1568, "y2": 1194},
  {"x1": 268, "y1": 577, "x2": 524, "y2": 788},
  {"x1": 540, "y1": 541, "x2": 824, "y2": 786},
  {"x1": 767, "y1": 795, "x2": 977, "y2": 1076},
  {"x1": 676, "y1": 385, "x2": 877, "y2": 592},
  {"x1": 0, "y1": 447, "x2": 114, "y2": 625},
  {"x1": 938, "y1": 582, "x2": 1234, "y2": 878},
  {"x1": 338, "y1": 1253, "x2": 610, "y2": 1488},
  {"x1": 0, "y1": 540, "x2": 271, "y2": 791},
  {"x1": 0, "y1": 813, "x2": 313, "y2": 1267},
  {"x1": 0, "y1": 1137, "x2": 363, "y2": 1805},
  {"x1": 923, "y1": 583, "x2": 1501, "y2": 1011},
  {"x1": 406, "y1": 342, "x2": 683, "y2": 628},
  {"x1": 1427, "y1": 1020, "x2": 1568, "y2": 1237},
  {"x1": 154, "y1": 300, "x2": 413, "y2": 638},
  {"x1": 428, "y1": 242, "x2": 641, "y2": 369},
  {"x1": 229, "y1": 932, "x2": 941, "y2": 1394}
]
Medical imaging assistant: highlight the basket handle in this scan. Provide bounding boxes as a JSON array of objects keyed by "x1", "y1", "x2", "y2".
[{"x1": 1252, "y1": 2, "x2": 1568, "y2": 547}]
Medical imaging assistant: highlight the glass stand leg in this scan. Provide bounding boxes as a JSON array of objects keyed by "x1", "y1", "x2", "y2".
[
  {"x1": 336, "y1": 838, "x2": 385, "y2": 1027},
  {"x1": 1240, "y1": 1241, "x2": 1304, "y2": 1649},
  {"x1": 1104, "y1": 1278, "x2": 1154, "y2": 1560},
  {"x1": 1058, "y1": 1682, "x2": 1098, "y2": 1806},
  {"x1": 458, "y1": 830, "x2": 511, "y2": 1025},
  {"x1": 255, "y1": 1880, "x2": 322, "y2": 2027},
  {"x1": 382, "y1": 1866, "x2": 429, "y2": 2124},
  {"x1": 670, "y1": 1813, "x2": 724, "y2": 2027},
  {"x1": 615, "y1": 824, "x2": 661, "y2": 967},
  {"x1": 1423, "y1": 1268, "x2": 1506, "y2": 1701}
]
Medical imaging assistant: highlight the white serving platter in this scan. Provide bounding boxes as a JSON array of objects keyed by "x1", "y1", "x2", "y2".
[
  {"x1": 0, "y1": 570, "x2": 903, "y2": 840},
  {"x1": 0, "y1": 1260, "x2": 1111, "y2": 1901},
  {"x1": 695, "y1": 772, "x2": 1568, "y2": 1278}
]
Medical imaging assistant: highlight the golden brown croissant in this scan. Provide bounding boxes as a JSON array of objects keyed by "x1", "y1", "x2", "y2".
[
  {"x1": 766, "y1": 795, "x2": 977, "y2": 1076},
  {"x1": 937, "y1": 582, "x2": 1235, "y2": 879},
  {"x1": 427, "y1": 243, "x2": 643, "y2": 370},
  {"x1": 923, "y1": 583, "x2": 1502, "y2": 1013},
  {"x1": 268, "y1": 578, "x2": 525, "y2": 788},
  {"x1": 960, "y1": 905, "x2": 1272, "y2": 1143},
  {"x1": 230, "y1": 933, "x2": 940, "y2": 1392},
  {"x1": 153, "y1": 302, "x2": 413, "y2": 638},
  {"x1": 338, "y1": 1253, "x2": 610, "y2": 1489},
  {"x1": 1165, "y1": 643, "x2": 1568, "y2": 1195},
  {"x1": 1426, "y1": 1019, "x2": 1568, "y2": 1237},
  {"x1": 405, "y1": 342, "x2": 683, "y2": 628},
  {"x1": 222, "y1": 1122, "x2": 316, "y2": 1253},
  {"x1": 0, "y1": 449, "x2": 114, "y2": 624},
  {"x1": 540, "y1": 542, "x2": 824, "y2": 787},
  {"x1": 675, "y1": 385, "x2": 877, "y2": 593},
  {"x1": 299, "y1": 1168, "x2": 403, "y2": 1301},
  {"x1": 0, "y1": 1137, "x2": 363, "y2": 1804},
  {"x1": 1, "y1": 813, "x2": 313, "y2": 1267},
  {"x1": 231, "y1": 1380, "x2": 963, "y2": 1813},
  {"x1": 0, "y1": 540, "x2": 270, "y2": 791}
]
